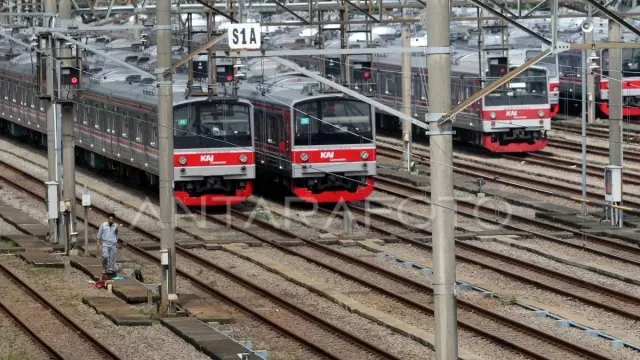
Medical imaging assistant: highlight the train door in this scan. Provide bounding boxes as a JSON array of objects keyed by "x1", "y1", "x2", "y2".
[
  {"x1": 81, "y1": 102, "x2": 92, "y2": 145},
  {"x1": 133, "y1": 112, "x2": 146, "y2": 165},
  {"x1": 119, "y1": 106, "x2": 132, "y2": 161},
  {"x1": 1, "y1": 79, "x2": 8, "y2": 118},
  {"x1": 254, "y1": 108, "x2": 266, "y2": 165},
  {"x1": 104, "y1": 103, "x2": 115, "y2": 157},
  {"x1": 93, "y1": 101, "x2": 105, "y2": 154},
  {"x1": 149, "y1": 116, "x2": 158, "y2": 172}
]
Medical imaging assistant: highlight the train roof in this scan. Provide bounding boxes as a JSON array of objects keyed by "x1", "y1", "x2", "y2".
[
  {"x1": 236, "y1": 85, "x2": 355, "y2": 108},
  {"x1": 0, "y1": 59, "x2": 241, "y2": 108}
]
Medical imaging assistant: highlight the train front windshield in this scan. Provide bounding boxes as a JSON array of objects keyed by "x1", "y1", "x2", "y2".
[
  {"x1": 174, "y1": 102, "x2": 252, "y2": 149},
  {"x1": 602, "y1": 49, "x2": 640, "y2": 77},
  {"x1": 294, "y1": 99, "x2": 373, "y2": 146},
  {"x1": 485, "y1": 67, "x2": 548, "y2": 107},
  {"x1": 525, "y1": 50, "x2": 558, "y2": 77}
]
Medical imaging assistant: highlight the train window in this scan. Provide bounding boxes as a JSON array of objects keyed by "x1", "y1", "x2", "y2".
[
  {"x1": 174, "y1": 102, "x2": 252, "y2": 149},
  {"x1": 94, "y1": 104, "x2": 101, "y2": 130},
  {"x1": 135, "y1": 115, "x2": 144, "y2": 143},
  {"x1": 265, "y1": 112, "x2": 280, "y2": 145},
  {"x1": 294, "y1": 99, "x2": 373, "y2": 146},
  {"x1": 104, "y1": 106, "x2": 112, "y2": 133}
]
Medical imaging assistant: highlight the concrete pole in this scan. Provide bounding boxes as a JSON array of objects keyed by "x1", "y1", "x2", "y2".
[
  {"x1": 45, "y1": 0, "x2": 58, "y2": 243},
  {"x1": 156, "y1": 0, "x2": 176, "y2": 316},
  {"x1": 581, "y1": 33, "x2": 588, "y2": 215},
  {"x1": 426, "y1": 1, "x2": 457, "y2": 359},
  {"x1": 401, "y1": 15, "x2": 412, "y2": 171},
  {"x1": 60, "y1": 0, "x2": 76, "y2": 250},
  {"x1": 608, "y1": 20, "x2": 623, "y2": 224}
]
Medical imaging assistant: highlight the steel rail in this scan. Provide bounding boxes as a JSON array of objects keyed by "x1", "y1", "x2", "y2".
[
  {"x1": 0, "y1": 150, "x2": 609, "y2": 360},
  {"x1": 0, "y1": 262, "x2": 121, "y2": 360},
  {"x1": 376, "y1": 146, "x2": 640, "y2": 215},
  {"x1": 0, "y1": 161, "x2": 398, "y2": 360},
  {"x1": 357, "y1": 176, "x2": 640, "y2": 320},
  {"x1": 0, "y1": 281, "x2": 64, "y2": 360},
  {"x1": 198, "y1": 208, "x2": 610, "y2": 360}
]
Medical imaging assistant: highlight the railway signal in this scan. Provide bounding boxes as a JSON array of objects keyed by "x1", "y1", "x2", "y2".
[{"x1": 216, "y1": 64, "x2": 235, "y2": 83}]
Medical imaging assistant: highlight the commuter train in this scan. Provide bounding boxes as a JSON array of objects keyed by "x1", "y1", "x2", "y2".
[
  {"x1": 239, "y1": 87, "x2": 376, "y2": 203},
  {"x1": 558, "y1": 48, "x2": 640, "y2": 117},
  {"x1": 0, "y1": 61, "x2": 256, "y2": 207},
  {"x1": 286, "y1": 50, "x2": 551, "y2": 152}
]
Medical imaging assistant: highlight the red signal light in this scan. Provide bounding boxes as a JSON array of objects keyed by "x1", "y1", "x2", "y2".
[
  {"x1": 363, "y1": 71, "x2": 370, "y2": 79},
  {"x1": 70, "y1": 76, "x2": 79, "y2": 85},
  {"x1": 226, "y1": 75, "x2": 233, "y2": 82},
  {"x1": 500, "y1": 68, "x2": 506, "y2": 74}
]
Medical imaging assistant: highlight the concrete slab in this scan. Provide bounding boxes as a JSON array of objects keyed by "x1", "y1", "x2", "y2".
[
  {"x1": 178, "y1": 294, "x2": 234, "y2": 324},
  {"x1": 377, "y1": 168, "x2": 428, "y2": 187},
  {"x1": 273, "y1": 239, "x2": 304, "y2": 246},
  {"x1": 134, "y1": 241, "x2": 162, "y2": 251},
  {"x1": 175, "y1": 240, "x2": 205, "y2": 249},
  {"x1": 161, "y1": 317, "x2": 264, "y2": 360},
  {"x1": 111, "y1": 279, "x2": 160, "y2": 304},
  {"x1": 220, "y1": 244, "x2": 484, "y2": 360},
  {"x1": 82, "y1": 296, "x2": 152, "y2": 326},
  {"x1": 535, "y1": 212, "x2": 605, "y2": 229},
  {"x1": 18, "y1": 252, "x2": 64, "y2": 268},
  {"x1": 0, "y1": 242, "x2": 24, "y2": 254},
  {"x1": 2, "y1": 234, "x2": 61, "y2": 252}
]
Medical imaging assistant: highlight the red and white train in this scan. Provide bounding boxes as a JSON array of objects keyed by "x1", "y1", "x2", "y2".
[
  {"x1": 559, "y1": 48, "x2": 640, "y2": 117},
  {"x1": 240, "y1": 87, "x2": 376, "y2": 203},
  {"x1": 283, "y1": 50, "x2": 552, "y2": 153},
  {"x1": 0, "y1": 59, "x2": 255, "y2": 207}
]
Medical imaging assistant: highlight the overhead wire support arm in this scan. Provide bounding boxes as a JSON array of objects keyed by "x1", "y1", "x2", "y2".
[
  {"x1": 194, "y1": 0, "x2": 237, "y2": 23},
  {"x1": 437, "y1": 49, "x2": 553, "y2": 126},
  {"x1": 485, "y1": 0, "x2": 518, "y2": 17},
  {"x1": 522, "y1": 0, "x2": 549, "y2": 17},
  {"x1": 271, "y1": 0, "x2": 310, "y2": 24},
  {"x1": 341, "y1": 0, "x2": 381, "y2": 23},
  {"x1": 49, "y1": 32, "x2": 155, "y2": 78},
  {"x1": 163, "y1": 33, "x2": 228, "y2": 76},
  {"x1": 468, "y1": 0, "x2": 551, "y2": 45},
  {"x1": 268, "y1": 56, "x2": 429, "y2": 130},
  {"x1": 583, "y1": 0, "x2": 640, "y2": 37}
]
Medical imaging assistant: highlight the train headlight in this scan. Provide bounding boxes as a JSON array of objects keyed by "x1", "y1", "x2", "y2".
[
  {"x1": 239, "y1": 154, "x2": 248, "y2": 163},
  {"x1": 538, "y1": 110, "x2": 545, "y2": 118},
  {"x1": 553, "y1": 86, "x2": 559, "y2": 92},
  {"x1": 178, "y1": 156, "x2": 187, "y2": 165},
  {"x1": 300, "y1": 153, "x2": 309, "y2": 162},
  {"x1": 361, "y1": 151, "x2": 369, "y2": 160},
  {"x1": 490, "y1": 112, "x2": 496, "y2": 119}
]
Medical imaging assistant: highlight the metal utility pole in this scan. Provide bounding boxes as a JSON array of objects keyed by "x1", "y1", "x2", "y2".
[
  {"x1": 60, "y1": 0, "x2": 77, "y2": 251},
  {"x1": 340, "y1": 4, "x2": 349, "y2": 86},
  {"x1": 581, "y1": 32, "x2": 588, "y2": 215},
  {"x1": 586, "y1": 7, "x2": 595, "y2": 125},
  {"x1": 401, "y1": 10, "x2": 412, "y2": 171},
  {"x1": 608, "y1": 20, "x2": 624, "y2": 223},
  {"x1": 156, "y1": 0, "x2": 176, "y2": 316},
  {"x1": 44, "y1": 0, "x2": 58, "y2": 243},
  {"x1": 426, "y1": 1, "x2": 457, "y2": 358}
]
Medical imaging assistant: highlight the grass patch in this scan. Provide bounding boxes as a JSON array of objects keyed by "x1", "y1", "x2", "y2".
[{"x1": 0, "y1": 352, "x2": 30, "y2": 360}]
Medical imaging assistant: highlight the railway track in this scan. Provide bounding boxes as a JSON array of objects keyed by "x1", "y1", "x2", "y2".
[
  {"x1": 376, "y1": 139, "x2": 640, "y2": 216},
  {"x1": 357, "y1": 176, "x2": 640, "y2": 321},
  {"x1": 373, "y1": 176, "x2": 640, "y2": 268},
  {"x1": 549, "y1": 138, "x2": 640, "y2": 163},
  {"x1": 204, "y1": 205, "x2": 611, "y2": 360},
  {"x1": 0, "y1": 162, "x2": 399, "y2": 360},
  {"x1": 0, "y1": 154, "x2": 613, "y2": 359},
  {"x1": 0, "y1": 261, "x2": 121, "y2": 360}
]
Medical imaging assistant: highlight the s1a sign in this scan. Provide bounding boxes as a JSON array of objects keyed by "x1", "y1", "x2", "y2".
[{"x1": 228, "y1": 23, "x2": 262, "y2": 50}]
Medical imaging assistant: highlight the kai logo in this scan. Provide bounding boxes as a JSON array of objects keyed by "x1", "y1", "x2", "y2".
[
  {"x1": 506, "y1": 110, "x2": 518, "y2": 117},
  {"x1": 320, "y1": 151, "x2": 335, "y2": 159},
  {"x1": 200, "y1": 154, "x2": 214, "y2": 163}
]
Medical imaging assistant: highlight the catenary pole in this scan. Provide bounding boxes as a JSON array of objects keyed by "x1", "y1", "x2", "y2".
[
  {"x1": 157, "y1": 0, "x2": 176, "y2": 316},
  {"x1": 44, "y1": 0, "x2": 58, "y2": 243},
  {"x1": 401, "y1": 8, "x2": 412, "y2": 170},
  {"x1": 60, "y1": 0, "x2": 76, "y2": 252},
  {"x1": 608, "y1": 19, "x2": 623, "y2": 225},
  {"x1": 586, "y1": 7, "x2": 595, "y2": 125},
  {"x1": 581, "y1": 30, "x2": 588, "y2": 215},
  {"x1": 426, "y1": 1, "x2": 457, "y2": 358}
]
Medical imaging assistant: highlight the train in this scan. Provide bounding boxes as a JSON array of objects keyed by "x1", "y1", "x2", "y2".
[
  {"x1": 281, "y1": 49, "x2": 552, "y2": 152},
  {"x1": 558, "y1": 48, "x2": 640, "y2": 117},
  {"x1": 239, "y1": 87, "x2": 376, "y2": 203},
  {"x1": 0, "y1": 60, "x2": 256, "y2": 207},
  {"x1": 0, "y1": 46, "x2": 377, "y2": 205}
]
